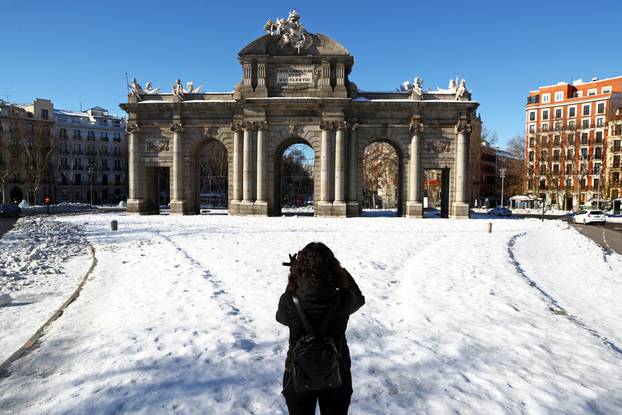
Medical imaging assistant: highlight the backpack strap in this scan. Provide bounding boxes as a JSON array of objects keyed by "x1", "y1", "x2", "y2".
[{"x1": 291, "y1": 294, "x2": 316, "y2": 336}]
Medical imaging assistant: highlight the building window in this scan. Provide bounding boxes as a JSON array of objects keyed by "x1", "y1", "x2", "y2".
[
  {"x1": 529, "y1": 124, "x2": 535, "y2": 133},
  {"x1": 529, "y1": 137, "x2": 535, "y2": 146},
  {"x1": 594, "y1": 147, "x2": 603, "y2": 159},
  {"x1": 614, "y1": 140, "x2": 621, "y2": 151},
  {"x1": 102, "y1": 175, "x2": 108, "y2": 186},
  {"x1": 567, "y1": 149, "x2": 574, "y2": 159},
  {"x1": 529, "y1": 111, "x2": 536, "y2": 121},
  {"x1": 554, "y1": 108, "x2": 562, "y2": 119},
  {"x1": 73, "y1": 130, "x2": 81, "y2": 139},
  {"x1": 566, "y1": 164, "x2": 573, "y2": 174},
  {"x1": 41, "y1": 109, "x2": 48, "y2": 120},
  {"x1": 595, "y1": 131, "x2": 603, "y2": 144},
  {"x1": 542, "y1": 123, "x2": 549, "y2": 132},
  {"x1": 581, "y1": 148, "x2": 588, "y2": 159},
  {"x1": 75, "y1": 174, "x2": 82, "y2": 185},
  {"x1": 583, "y1": 104, "x2": 591, "y2": 116},
  {"x1": 615, "y1": 125, "x2": 622, "y2": 136},
  {"x1": 613, "y1": 172, "x2": 620, "y2": 184},
  {"x1": 582, "y1": 119, "x2": 590, "y2": 129},
  {"x1": 553, "y1": 135, "x2": 561, "y2": 146},
  {"x1": 539, "y1": 179, "x2": 546, "y2": 189},
  {"x1": 566, "y1": 177, "x2": 572, "y2": 188},
  {"x1": 541, "y1": 136, "x2": 548, "y2": 146},
  {"x1": 542, "y1": 93, "x2": 551, "y2": 103},
  {"x1": 597, "y1": 102, "x2": 605, "y2": 114},
  {"x1": 542, "y1": 109, "x2": 549, "y2": 120},
  {"x1": 596, "y1": 118, "x2": 605, "y2": 127},
  {"x1": 588, "y1": 88, "x2": 597, "y2": 96},
  {"x1": 87, "y1": 131, "x2": 95, "y2": 140},
  {"x1": 614, "y1": 155, "x2": 621, "y2": 167},
  {"x1": 554, "y1": 91, "x2": 564, "y2": 101},
  {"x1": 540, "y1": 164, "x2": 547, "y2": 174},
  {"x1": 602, "y1": 86, "x2": 612, "y2": 94},
  {"x1": 568, "y1": 106, "x2": 576, "y2": 118},
  {"x1": 567, "y1": 134, "x2": 575, "y2": 145},
  {"x1": 553, "y1": 164, "x2": 560, "y2": 174},
  {"x1": 568, "y1": 120, "x2": 576, "y2": 130},
  {"x1": 528, "y1": 151, "x2": 534, "y2": 161}
]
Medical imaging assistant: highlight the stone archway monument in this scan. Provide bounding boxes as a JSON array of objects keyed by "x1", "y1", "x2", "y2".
[{"x1": 121, "y1": 10, "x2": 478, "y2": 218}]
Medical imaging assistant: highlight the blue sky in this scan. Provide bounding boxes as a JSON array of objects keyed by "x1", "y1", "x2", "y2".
[{"x1": 2, "y1": 0, "x2": 620, "y2": 147}]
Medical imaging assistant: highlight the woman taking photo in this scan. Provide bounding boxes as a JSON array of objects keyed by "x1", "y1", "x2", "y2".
[{"x1": 276, "y1": 242, "x2": 365, "y2": 415}]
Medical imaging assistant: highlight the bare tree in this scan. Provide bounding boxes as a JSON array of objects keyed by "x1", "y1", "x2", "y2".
[
  {"x1": 503, "y1": 133, "x2": 525, "y2": 198},
  {"x1": 22, "y1": 129, "x2": 54, "y2": 204},
  {"x1": 0, "y1": 133, "x2": 20, "y2": 204}
]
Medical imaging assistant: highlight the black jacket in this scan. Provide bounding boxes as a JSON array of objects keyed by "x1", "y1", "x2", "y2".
[{"x1": 276, "y1": 272, "x2": 365, "y2": 371}]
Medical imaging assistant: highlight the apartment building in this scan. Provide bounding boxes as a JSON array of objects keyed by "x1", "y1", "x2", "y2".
[
  {"x1": 54, "y1": 106, "x2": 127, "y2": 204},
  {"x1": 0, "y1": 99, "x2": 55, "y2": 204},
  {"x1": 607, "y1": 110, "x2": 622, "y2": 201},
  {"x1": 525, "y1": 76, "x2": 622, "y2": 210}
]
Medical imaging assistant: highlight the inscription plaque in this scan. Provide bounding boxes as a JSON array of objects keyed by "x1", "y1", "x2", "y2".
[{"x1": 276, "y1": 66, "x2": 314, "y2": 84}]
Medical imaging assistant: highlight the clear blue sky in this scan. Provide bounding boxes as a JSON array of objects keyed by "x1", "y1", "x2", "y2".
[{"x1": 2, "y1": 0, "x2": 621, "y2": 148}]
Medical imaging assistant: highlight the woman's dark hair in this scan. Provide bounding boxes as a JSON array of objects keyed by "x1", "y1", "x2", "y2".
[{"x1": 287, "y1": 242, "x2": 340, "y2": 292}]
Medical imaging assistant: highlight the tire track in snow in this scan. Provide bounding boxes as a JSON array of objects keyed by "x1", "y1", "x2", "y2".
[
  {"x1": 154, "y1": 231, "x2": 258, "y2": 353},
  {"x1": 507, "y1": 232, "x2": 622, "y2": 356}
]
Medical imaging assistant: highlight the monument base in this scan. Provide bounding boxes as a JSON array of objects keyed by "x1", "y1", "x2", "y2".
[
  {"x1": 451, "y1": 202, "x2": 470, "y2": 219},
  {"x1": 169, "y1": 199, "x2": 187, "y2": 215},
  {"x1": 405, "y1": 201, "x2": 423, "y2": 218}
]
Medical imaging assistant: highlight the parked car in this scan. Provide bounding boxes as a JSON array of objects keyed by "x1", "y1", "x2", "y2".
[
  {"x1": 573, "y1": 209, "x2": 606, "y2": 224},
  {"x1": 487, "y1": 207, "x2": 512, "y2": 216},
  {"x1": 0, "y1": 203, "x2": 21, "y2": 218}
]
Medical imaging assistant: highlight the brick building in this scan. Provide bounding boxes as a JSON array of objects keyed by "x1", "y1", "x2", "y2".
[{"x1": 525, "y1": 76, "x2": 622, "y2": 210}]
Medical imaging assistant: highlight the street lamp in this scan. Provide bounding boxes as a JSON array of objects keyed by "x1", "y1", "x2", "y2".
[
  {"x1": 88, "y1": 165, "x2": 94, "y2": 205},
  {"x1": 499, "y1": 167, "x2": 507, "y2": 208},
  {"x1": 594, "y1": 164, "x2": 601, "y2": 209}
]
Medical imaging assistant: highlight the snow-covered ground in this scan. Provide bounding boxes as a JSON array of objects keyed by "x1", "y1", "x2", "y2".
[
  {"x1": 0, "y1": 218, "x2": 90, "y2": 363},
  {"x1": 1, "y1": 214, "x2": 622, "y2": 414}
]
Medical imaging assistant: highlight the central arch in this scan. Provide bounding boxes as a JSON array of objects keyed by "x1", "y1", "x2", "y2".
[
  {"x1": 273, "y1": 137, "x2": 316, "y2": 216},
  {"x1": 361, "y1": 139, "x2": 404, "y2": 217},
  {"x1": 191, "y1": 138, "x2": 229, "y2": 213}
]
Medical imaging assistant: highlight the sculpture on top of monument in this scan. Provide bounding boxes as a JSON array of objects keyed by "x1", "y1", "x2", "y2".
[
  {"x1": 129, "y1": 78, "x2": 144, "y2": 100},
  {"x1": 172, "y1": 79, "x2": 184, "y2": 98},
  {"x1": 455, "y1": 79, "x2": 470, "y2": 100},
  {"x1": 144, "y1": 81, "x2": 160, "y2": 95},
  {"x1": 185, "y1": 81, "x2": 203, "y2": 94},
  {"x1": 397, "y1": 77, "x2": 423, "y2": 100},
  {"x1": 448, "y1": 78, "x2": 458, "y2": 92},
  {"x1": 264, "y1": 10, "x2": 314, "y2": 53}
]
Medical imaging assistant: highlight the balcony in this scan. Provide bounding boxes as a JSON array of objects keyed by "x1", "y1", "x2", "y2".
[{"x1": 527, "y1": 95, "x2": 540, "y2": 104}]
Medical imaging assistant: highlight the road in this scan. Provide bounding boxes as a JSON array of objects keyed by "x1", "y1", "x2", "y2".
[
  {"x1": 0, "y1": 217, "x2": 18, "y2": 238},
  {"x1": 570, "y1": 221, "x2": 622, "y2": 255}
]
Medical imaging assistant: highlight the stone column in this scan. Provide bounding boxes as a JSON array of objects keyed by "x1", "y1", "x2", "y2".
[
  {"x1": 346, "y1": 124, "x2": 359, "y2": 216},
  {"x1": 232, "y1": 124, "x2": 243, "y2": 202},
  {"x1": 406, "y1": 119, "x2": 423, "y2": 217},
  {"x1": 242, "y1": 123, "x2": 254, "y2": 204},
  {"x1": 453, "y1": 119, "x2": 471, "y2": 218},
  {"x1": 169, "y1": 122, "x2": 185, "y2": 214},
  {"x1": 334, "y1": 121, "x2": 347, "y2": 203},
  {"x1": 126, "y1": 123, "x2": 143, "y2": 214},
  {"x1": 256, "y1": 122, "x2": 267, "y2": 203},
  {"x1": 319, "y1": 122, "x2": 333, "y2": 203}
]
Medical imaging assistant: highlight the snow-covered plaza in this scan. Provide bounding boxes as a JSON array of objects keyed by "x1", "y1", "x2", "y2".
[{"x1": 1, "y1": 214, "x2": 622, "y2": 414}]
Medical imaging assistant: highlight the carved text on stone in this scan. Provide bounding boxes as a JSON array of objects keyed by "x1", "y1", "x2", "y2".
[{"x1": 276, "y1": 66, "x2": 314, "y2": 84}]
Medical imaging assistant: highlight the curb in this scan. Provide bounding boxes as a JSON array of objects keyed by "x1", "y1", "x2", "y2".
[{"x1": 0, "y1": 243, "x2": 98, "y2": 377}]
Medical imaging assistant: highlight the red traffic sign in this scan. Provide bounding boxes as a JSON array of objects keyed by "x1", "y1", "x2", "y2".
[{"x1": 43, "y1": 195, "x2": 51, "y2": 205}]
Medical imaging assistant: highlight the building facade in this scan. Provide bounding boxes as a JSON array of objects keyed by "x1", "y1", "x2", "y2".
[
  {"x1": 607, "y1": 110, "x2": 622, "y2": 201},
  {"x1": 121, "y1": 11, "x2": 478, "y2": 218},
  {"x1": 0, "y1": 99, "x2": 54, "y2": 204},
  {"x1": 525, "y1": 76, "x2": 622, "y2": 210},
  {"x1": 53, "y1": 106, "x2": 127, "y2": 204}
]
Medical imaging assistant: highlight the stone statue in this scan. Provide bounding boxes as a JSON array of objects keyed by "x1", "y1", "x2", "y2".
[
  {"x1": 144, "y1": 81, "x2": 160, "y2": 95},
  {"x1": 399, "y1": 80, "x2": 411, "y2": 92},
  {"x1": 264, "y1": 10, "x2": 313, "y2": 53},
  {"x1": 172, "y1": 79, "x2": 184, "y2": 98},
  {"x1": 129, "y1": 78, "x2": 143, "y2": 100},
  {"x1": 448, "y1": 78, "x2": 457, "y2": 92},
  {"x1": 455, "y1": 79, "x2": 469, "y2": 100},
  {"x1": 185, "y1": 81, "x2": 203, "y2": 94},
  {"x1": 413, "y1": 77, "x2": 423, "y2": 96}
]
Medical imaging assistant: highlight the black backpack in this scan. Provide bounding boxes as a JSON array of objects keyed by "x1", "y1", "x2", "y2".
[{"x1": 290, "y1": 293, "x2": 342, "y2": 391}]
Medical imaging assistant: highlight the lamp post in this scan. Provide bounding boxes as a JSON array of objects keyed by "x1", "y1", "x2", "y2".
[
  {"x1": 88, "y1": 165, "x2": 94, "y2": 205},
  {"x1": 499, "y1": 167, "x2": 507, "y2": 208},
  {"x1": 594, "y1": 164, "x2": 601, "y2": 209}
]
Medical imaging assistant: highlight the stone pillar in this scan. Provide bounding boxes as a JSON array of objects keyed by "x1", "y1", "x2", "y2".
[
  {"x1": 232, "y1": 124, "x2": 243, "y2": 203},
  {"x1": 319, "y1": 122, "x2": 333, "y2": 203},
  {"x1": 346, "y1": 123, "x2": 359, "y2": 216},
  {"x1": 453, "y1": 119, "x2": 471, "y2": 218},
  {"x1": 169, "y1": 122, "x2": 185, "y2": 214},
  {"x1": 406, "y1": 119, "x2": 423, "y2": 218},
  {"x1": 334, "y1": 122, "x2": 347, "y2": 203},
  {"x1": 242, "y1": 123, "x2": 254, "y2": 204},
  {"x1": 126, "y1": 123, "x2": 144, "y2": 214},
  {"x1": 256, "y1": 122, "x2": 267, "y2": 203}
]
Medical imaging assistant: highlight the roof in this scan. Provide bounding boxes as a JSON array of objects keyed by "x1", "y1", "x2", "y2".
[{"x1": 239, "y1": 32, "x2": 350, "y2": 57}]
